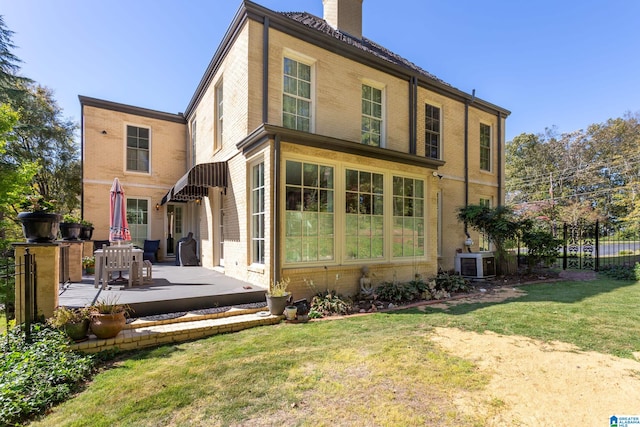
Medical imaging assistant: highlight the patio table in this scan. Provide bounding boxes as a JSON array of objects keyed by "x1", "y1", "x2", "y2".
[{"x1": 94, "y1": 247, "x2": 144, "y2": 288}]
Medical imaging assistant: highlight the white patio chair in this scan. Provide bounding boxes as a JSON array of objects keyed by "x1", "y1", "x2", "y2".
[{"x1": 101, "y1": 244, "x2": 134, "y2": 289}]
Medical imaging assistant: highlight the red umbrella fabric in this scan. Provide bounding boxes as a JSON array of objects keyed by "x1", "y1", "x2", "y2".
[{"x1": 109, "y1": 177, "x2": 131, "y2": 242}]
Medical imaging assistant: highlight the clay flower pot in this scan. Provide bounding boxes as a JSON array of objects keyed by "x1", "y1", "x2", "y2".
[{"x1": 90, "y1": 312, "x2": 126, "y2": 339}]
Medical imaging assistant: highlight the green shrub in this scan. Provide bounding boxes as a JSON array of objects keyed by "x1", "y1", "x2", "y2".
[
  {"x1": 599, "y1": 263, "x2": 640, "y2": 281},
  {"x1": 432, "y1": 272, "x2": 472, "y2": 293},
  {"x1": 309, "y1": 290, "x2": 352, "y2": 317},
  {"x1": 375, "y1": 279, "x2": 429, "y2": 302},
  {"x1": 0, "y1": 324, "x2": 94, "y2": 426}
]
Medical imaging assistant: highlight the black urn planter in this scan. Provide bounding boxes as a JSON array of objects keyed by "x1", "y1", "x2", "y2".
[
  {"x1": 60, "y1": 222, "x2": 82, "y2": 240},
  {"x1": 17, "y1": 212, "x2": 62, "y2": 243},
  {"x1": 80, "y1": 226, "x2": 94, "y2": 240}
]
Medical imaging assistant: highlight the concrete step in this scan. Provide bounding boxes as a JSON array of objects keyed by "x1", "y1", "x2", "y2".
[{"x1": 71, "y1": 307, "x2": 282, "y2": 353}]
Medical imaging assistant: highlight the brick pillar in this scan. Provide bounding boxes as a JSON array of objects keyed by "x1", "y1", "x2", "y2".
[
  {"x1": 63, "y1": 240, "x2": 84, "y2": 282},
  {"x1": 13, "y1": 243, "x2": 60, "y2": 323}
]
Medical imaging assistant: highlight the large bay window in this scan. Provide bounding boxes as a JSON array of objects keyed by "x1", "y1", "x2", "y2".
[
  {"x1": 285, "y1": 160, "x2": 334, "y2": 263},
  {"x1": 392, "y1": 176, "x2": 425, "y2": 257},
  {"x1": 345, "y1": 169, "x2": 384, "y2": 259}
]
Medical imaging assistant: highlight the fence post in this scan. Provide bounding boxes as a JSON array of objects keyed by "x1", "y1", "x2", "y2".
[
  {"x1": 562, "y1": 223, "x2": 568, "y2": 270},
  {"x1": 23, "y1": 248, "x2": 34, "y2": 342},
  {"x1": 595, "y1": 220, "x2": 599, "y2": 272}
]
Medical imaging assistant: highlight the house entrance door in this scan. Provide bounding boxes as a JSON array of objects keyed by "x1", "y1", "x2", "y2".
[{"x1": 166, "y1": 204, "x2": 184, "y2": 256}]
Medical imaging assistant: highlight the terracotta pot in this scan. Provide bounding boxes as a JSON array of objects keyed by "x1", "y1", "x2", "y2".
[
  {"x1": 18, "y1": 212, "x2": 61, "y2": 243},
  {"x1": 90, "y1": 312, "x2": 126, "y2": 339}
]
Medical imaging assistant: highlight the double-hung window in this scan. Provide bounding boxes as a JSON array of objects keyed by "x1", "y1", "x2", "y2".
[
  {"x1": 392, "y1": 176, "x2": 425, "y2": 257},
  {"x1": 251, "y1": 162, "x2": 265, "y2": 265},
  {"x1": 480, "y1": 123, "x2": 492, "y2": 171},
  {"x1": 345, "y1": 169, "x2": 384, "y2": 259},
  {"x1": 126, "y1": 198, "x2": 148, "y2": 248},
  {"x1": 215, "y1": 81, "x2": 223, "y2": 151},
  {"x1": 361, "y1": 84, "x2": 383, "y2": 147},
  {"x1": 126, "y1": 125, "x2": 150, "y2": 172},
  {"x1": 285, "y1": 161, "x2": 334, "y2": 263},
  {"x1": 425, "y1": 103, "x2": 441, "y2": 159},
  {"x1": 283, "y1": 57, "x2": 311, "y2": 131}
]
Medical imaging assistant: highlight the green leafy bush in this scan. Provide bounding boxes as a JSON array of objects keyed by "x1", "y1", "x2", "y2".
[
  {"x1": 309, "y1": 290, "x2": 352, "y2": 318},
  {"x1": 375, "y1": 279, "x2": 428, "y2": 302},
  {"x1": 599, "y1": 263, "x2": 640, "y2": 281},
  {"x1": 0, "y1": 324, "x2": 94, "y2": 426},
  {"x1": 431, "y1": 271, "x2": 472, "y2": 293}
]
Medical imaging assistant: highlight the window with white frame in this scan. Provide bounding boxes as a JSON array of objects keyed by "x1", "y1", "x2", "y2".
[
  {"x1": 345, "y1": 169, "x2": 384, "y2": 259},
  {"x1": 191, "y1": 119, "x2": 197, "y2": 167},
  {"x1": 479, "y1": 198, "x2": 491, "y2": 251},
  {"x1": 126, "y1": 125, "x2": 150, "y2": 172},
  {"x1": 285, "y1": 160, "x2": 334, "y2": 263},
  {"x1": 215, "y1": 81, "x2": 223, "y2": 152},
  {"x1": 392, "y1": 176, "x2": 425, "y2": 257},
  {"x1": 283, "y1": 57, "x2": 311, "y2": 131},
  {"x1": 425, "y1": 103, "x2": 441, "y2": 159},
  {"x1": 126, "y1": 198, "x2": 148, "y2": 248},
  {"x1": 361, "y1": 84, "x2": 383, "y2": 147},
  {"x1": 480, "y1": 123, "x2": 491, "y2": 171},
  {"x1": 251, "y1": 162, "x2": 265, "y2": 265}
]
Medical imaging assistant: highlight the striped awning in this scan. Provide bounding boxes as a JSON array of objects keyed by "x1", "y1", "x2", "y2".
[{"x1": 161, "y1": 162, "x2": 227, "y2": 204}]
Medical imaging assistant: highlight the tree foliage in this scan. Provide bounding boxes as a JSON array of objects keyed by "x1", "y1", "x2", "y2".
[{"x1": 506, "y1": 114, "x2": 640, "y2": 232}]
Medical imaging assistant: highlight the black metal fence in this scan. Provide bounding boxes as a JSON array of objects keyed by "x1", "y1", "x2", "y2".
[
  {"x1": 518, "y1": 220, "x2": 640, "y2": 272},
  {"x1": 1, "y1": 248, "x2": 38, "y2": 341}
]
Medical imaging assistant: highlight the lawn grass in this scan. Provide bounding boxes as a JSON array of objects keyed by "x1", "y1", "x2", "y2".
[
  {"x1": 419, "y1": 277, "x2": 640, "y2": 358},
  {"x1": 31, "y1": 314, "x2": 489, "y2": 427},
  {"x1": 29, "y1": 277, "x2": 640, "y2": 426}
]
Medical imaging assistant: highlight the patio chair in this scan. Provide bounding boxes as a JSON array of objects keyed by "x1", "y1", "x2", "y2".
[
  {"x1": 101, "y1": 244, "x2": 134, "y2": 289},
  {"x1": 143, "y1": 239, "x2": 161, "y2": 263}
]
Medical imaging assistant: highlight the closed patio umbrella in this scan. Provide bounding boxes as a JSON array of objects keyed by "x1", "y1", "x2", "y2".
[{"x1": 109, "y1": 177, "x2": 131, "y2": 242}]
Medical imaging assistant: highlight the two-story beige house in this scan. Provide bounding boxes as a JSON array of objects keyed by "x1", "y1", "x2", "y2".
[{"x1": 81, "y1": 0, "x2": 509, "y2": 299}]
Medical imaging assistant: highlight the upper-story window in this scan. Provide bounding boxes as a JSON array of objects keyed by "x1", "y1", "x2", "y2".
[
  {"x1": 480, "y1": 123, "x2": 492, "y2": 171},
  {"x1": 283, "y1": 57, "x2": 311, "y2": 132},
  {"x1": 126, "y1": 125, "x2": 150, "y2": 173},
  {"x1": 214, "y1": 81, "x2": 223, "y2": 152},
  {"x1": 361, "y1": 84, "x2": 383, "y2": 147},
  {"x1": 425, "y1": 103, "x2": 441, "y2": 159},
  {"x1": 191, "y1": 119, "x2": 197, "y2": 167}
]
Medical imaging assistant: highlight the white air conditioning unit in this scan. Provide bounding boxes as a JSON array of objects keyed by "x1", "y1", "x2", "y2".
[{"x1": 455, "y1": 252, "x2": 496, "y2": 279}]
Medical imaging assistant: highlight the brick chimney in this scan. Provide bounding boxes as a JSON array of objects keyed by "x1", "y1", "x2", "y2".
[{"x1": 322, "y1": 0, "x2": 363, "y2": 39}]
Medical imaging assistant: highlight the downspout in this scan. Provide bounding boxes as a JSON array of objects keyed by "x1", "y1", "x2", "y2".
[
  {"x1": 262, "y1": 16, "x2": 269, "y2": 123},
  {"x1": 80, "y1": 102, "x2": 85, "y2": 220},
  {"x1": 273, "y1": 135, "x2": 281, "y2": 286},
  {"x1": 408, "y1": 76, "x2": 417, "y2": 154},
  {"x1": 497, "y1": 112, "x2": 503, "y2": 207}
]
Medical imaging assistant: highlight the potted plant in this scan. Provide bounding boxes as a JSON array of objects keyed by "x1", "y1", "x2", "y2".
[
  {"x1": 17, "y1": 194, "x2": 61, "y2": 243},
  {"x1": 265, "y1": 277, "x2": 291, "y2": 315},
  {"x1": 47, "y1": 306, "x2": 91, "y2": 342},
  {"x1": 80, "y1": 219, "x2": 94, "y2": 240},
  {"x1": 82, "y1": 256, "x2": 95, "y2": 275},
  {"x1": 89, "y1": 296, "x2": 131, "y2": 339},
  {"x1": 60, "y1": 214, "x2": 82, "y2": 240}
]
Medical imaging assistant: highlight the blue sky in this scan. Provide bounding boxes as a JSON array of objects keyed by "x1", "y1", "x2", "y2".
[{"x1": 2, "y1": 0, "x2": 638, "y2": 141}]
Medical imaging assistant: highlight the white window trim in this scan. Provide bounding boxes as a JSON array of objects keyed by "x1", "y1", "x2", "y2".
[
  {"x1": 425, "y1": 101, "x2": 443, "y2": 160},
  {"x1": 282, "y1": 49, "x2": 316, "y2": 133},
  {"x1": 214, "y1": 80, "x2": 223, "y2": 153},
  {"x1": 125, "y1": 196, "x2": 151, "y2": 246},
  {"x1": 360, "y1": 78, "x2": 386, "y2": 148},
  {"x1": 249, "y1": 158, "x2": 266, "y2": 266},
  {"x1": 123, "y1": 122, "x2": 152, "y2": 175},
  {"x1": 479, "y1": 121, "x2": 493, "y2": 172},
  {"x1": 191, "y1": 118, "x2": 197, "y2": 167}
]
